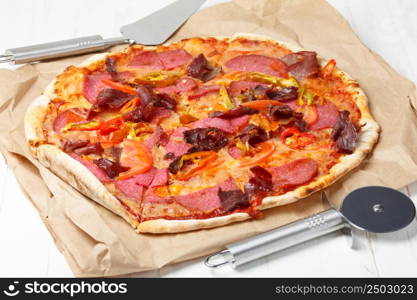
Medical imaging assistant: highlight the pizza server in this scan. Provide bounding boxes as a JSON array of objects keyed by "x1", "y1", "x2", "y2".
[
  {"x1": 0, "y1": 0, "x2": 206, "y2": 64},
  {"x1": 205, "y1": 186, "x2": 416, "y2": 268}
]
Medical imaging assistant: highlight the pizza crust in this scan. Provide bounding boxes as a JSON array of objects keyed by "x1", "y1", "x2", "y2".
[{"x1": 24, "y1": 33, "x2": 380, "y2": 233}]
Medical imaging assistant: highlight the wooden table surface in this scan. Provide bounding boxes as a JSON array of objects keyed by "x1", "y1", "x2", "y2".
[{"x1": 0, "y1": 0, "x2": 416, "y2": 277}]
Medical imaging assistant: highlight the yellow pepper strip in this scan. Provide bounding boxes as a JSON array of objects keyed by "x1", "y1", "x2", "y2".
[
  {"x1": 219, "y1": 86, "x2": 234, "y2": 109},
  {"x1": 62, "y1": 120, "x2": 101, "y2": 133}
]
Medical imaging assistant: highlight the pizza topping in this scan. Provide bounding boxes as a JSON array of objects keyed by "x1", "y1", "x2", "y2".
[
  {"x1": 83, "y1": 73, "x2": 112, "y2": 103},
  {"x1": 93, "y1": 158, "x2": 128, "y2": 179},
  {"x1": 269, "y1": 158, "x2": 318, "y2": 189},
  {"x1": 266, "y1": 86, "x2": 298, "y2": 102},
  {"x1": 239, "y1": 141, "x2": 275, "y2": 167},
  {"x1": 183, "y1": 127, "x2": 229, "y2": 153},
  {"x1": 191, "y1": 117, "x2": 234, "y2": 133},
  {"x1": 62, "y1": 139, "x2": 89, "y2": 153},
  {"x1": 174, "y1": 178, "x2": 238, "y2": 211},
  {"x1": 63, "y1": 119, "x2": 102, "y2": 132},
  {"x1": 209, "y1": 105, "x2": 259, "y2": 119},
  {"x1": 101, "y1": 79, "x2": 137, "y2": 95},
  {"x1": 95, "y1": 88, "x2": 134, "y2": 110},
  {"x1": 309, "y1": 102, "x2": 339, "y2": 130},
  {"x1": 116, "y1": 179, "x2": 144, "y2": 201},
  {"x1": 244, "y1": 166, "x2": 273, "y2": 199},
  {"x1": 218, "y1": 188, "x2": 249, "y2": 212},
  {"x1": 331, "y1": 110, "x2": 358, "y2": 154},
  {"x1": 70, "y1": 154, "x2": 111, "y2": 182},
  {"x1": 281, "y1": 51, "x2": 320, "y2": 80},
  {"x1": 154, "y1": 77, "x2": 197, "y2": 94},
  {"x1": 237, "y1": 124, "x2": 269, "y2": 146},
  {"x1": 187, "y1": 53, "x2": 220, "y2": 82},
  {"x1": 105, "y1": 57, "x2": 119, "y2": 81},
  {"x1": 241, "y1": 99, "x2": 282, "y2": 110},
  {"x1": 188, "y1": 85, "x2": 222, "y2": 99},
  {"x1": 150, "y1": 168, "x2": 169, "y2": 187},
  {"x1": 228, "y1": 80, "x2": 269, "y2": 98},
  {"x1": 159, "y1": 49, "x2": 193, "y2": 70},
  {"x1": 73, "y1": 143, "x2": 104, "y2": 156},
  {"x1": 280, "y1": 127, "x2": 316, "y2": 149},
  {"x1": 174, "y1": 151, "x2": 219, "y2": 180},
  {"x1": 268, "y1": 104, "x2": 298, "y2": 120},
  {"x1": 53, "y1": 109, "x2": 86, "y2": 133},
  {"x1": 164, "y1": 139, "x2": 192, "y2": 157},
  {"x1": 117, "y1": 140, "x2": 153, "y2": 180},
  {"x1": 225, "y1": 54, "x2": 289, "y2": 78}
]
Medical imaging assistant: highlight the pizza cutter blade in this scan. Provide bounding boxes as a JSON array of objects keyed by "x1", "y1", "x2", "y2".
[
  {"x1": 205, "y1": 186, "x2": 416, "y2": 268},
  {"x1": 0, "y1": 0, "x2": 206, "y2": 64}
]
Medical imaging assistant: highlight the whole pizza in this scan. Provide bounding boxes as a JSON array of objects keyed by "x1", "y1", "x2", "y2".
[{"x1": 25, "y1": 34, "x2": 380, "y2": 233}]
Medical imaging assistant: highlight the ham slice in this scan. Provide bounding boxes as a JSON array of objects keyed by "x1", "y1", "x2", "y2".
[
  {"x1": 230, "y1": 115, "x2": 250, "y2": 130},
  {"x1": 174, "y1": 178, "x2": 238, "y2": 212},
  {"x1": 53, "y1": 109, "x2": 85, "y2": 133},
  {"x1": 224, "y1": 54, "x2": 288, "y2": 78},
  {"x1": 70, "y1": 154, "x2": 111, "y2": 183},
  {"x1": 154, "y1": 78, "x2": 197, "y2": 94},
  {"x1": 115, "y1": 179, "x2": 144, "y2": 201},
  {"x1": 83, "y1": 73, "x2": 112, "y2": 103},
  {"x1": 281, "y1": 51, "x2": 320, "y2": 80},
  {"x1": 269, "y1": 158, "x2": 318, "y2": 189},
  {"x1": 129, "y1": 49, "x2": 192, "y2": 70},
  {"x1": 309, "y1": 102, "x2": 339, "y2": 130},
  {"x1": 188, "y1": 85, "x2": 221, "y2": 99}
]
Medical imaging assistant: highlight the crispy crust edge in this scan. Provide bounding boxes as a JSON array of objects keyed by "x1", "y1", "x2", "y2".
[{"x1": 25, "y1": 33, "x2": 380, "y2": 234}]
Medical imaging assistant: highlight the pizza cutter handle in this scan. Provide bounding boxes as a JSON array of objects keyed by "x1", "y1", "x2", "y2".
[
  {"x1": 205, "y1": 208, "x2": 347, "y2": 268},
  {"x1": 1, "y1": 35, "x2": 128, "y2": 64}
]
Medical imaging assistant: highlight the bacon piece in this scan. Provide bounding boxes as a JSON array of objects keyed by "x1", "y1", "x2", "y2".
[
  {"x1": 268, "y1": 158, "x2": 318, "y2": 189},
  {"x1": 331, "y1": 110, "x2": 358, "y2": 154},
  {"x1": 309, "y1": 102, "x2": 339, "y2": 130},
  {"x1": 83, "y1": 73, "x2": 112, "y2": 103},
  {"x1": 281, "y1": 51, "x2": 320, "y2": 80},
  {"x1": 224, "y1": 54, "x2": 288, "y2": 78},
  {"x1": 154, "y1": 78, "x2": 197, "y2": 94},
  {"x1": 188, "y1": 85, "x2": 221, "y2": 99},
  {"x1": 187, "y1": 53, "x2": 221, "y2": 82},
  {"x1": 70, "y1": 154, "x2": 111, "y2": 182},
  {"x1": 174, "y1": 178, "x2": 238, "y2": 211}
]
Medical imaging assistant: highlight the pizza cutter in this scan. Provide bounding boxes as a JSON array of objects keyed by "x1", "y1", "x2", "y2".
[
  {"x1": 0, "y1": 0, "x2": 206, "y2": 64},
  {"x1": 205, "y1": 186, "x2": 416, "y2": 268}
]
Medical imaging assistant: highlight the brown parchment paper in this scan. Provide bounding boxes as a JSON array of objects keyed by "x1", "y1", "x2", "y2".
[{"x1": 1, "y1": 0, "x2": 417, "y2": 277}]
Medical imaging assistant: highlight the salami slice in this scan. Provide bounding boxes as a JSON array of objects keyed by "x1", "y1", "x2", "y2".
[
  {"x1": 224, "y1": 54, "x2": 288, "y2": 78},
  {"x1": 309, "y1": 102, "x2": 339, "y2": 130},
  {"x1": 129, "y1": 49, "x2": 192, "y2": 70},
  {"x1": 269, "y1": 158, "x2": 318, "y2": 189},
  {"x1": 83, "y1": 73, "x2": 112, "y2": 103}
]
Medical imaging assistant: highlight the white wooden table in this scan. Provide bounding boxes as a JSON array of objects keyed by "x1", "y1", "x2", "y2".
[{"x1": 0, "y1": 0, "x2": 416, "y2": 277}]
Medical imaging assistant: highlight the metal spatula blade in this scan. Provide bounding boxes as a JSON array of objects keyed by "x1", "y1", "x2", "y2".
[
  {"x1": 121, "y1": 0, "x2": 206, "y2": 45},
  {"x1": 1, "y1": 0, "x2": 206, "y2": 64},
  {"x1": 205, "y1": 186, "x2": 416, "y2": 268}
]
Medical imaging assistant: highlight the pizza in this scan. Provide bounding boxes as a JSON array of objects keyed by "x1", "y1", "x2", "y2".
[{"x1": 24, "y1": 34, "x2": 380, "y2": 233}]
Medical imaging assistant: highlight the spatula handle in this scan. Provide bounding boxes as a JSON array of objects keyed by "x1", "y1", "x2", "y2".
[
  {"x1": 3, "y1": 35, "x2": 127, "y2": 64},
  {"x1": 205, "y1": 209, "x2": 347, "y2": 268}
]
